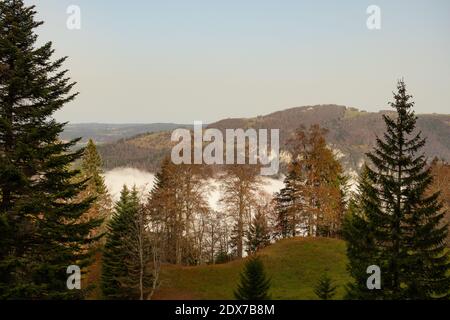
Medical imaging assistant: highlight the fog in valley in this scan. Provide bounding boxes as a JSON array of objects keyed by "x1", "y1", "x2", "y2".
[{"x1": 103, "y1": 167, "x2": 285, "y2": 210}]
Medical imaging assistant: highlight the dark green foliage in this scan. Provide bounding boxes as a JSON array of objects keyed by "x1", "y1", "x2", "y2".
[
  {"x1": 234, "y1": 256, "x2": 271, "y2": 300},
  {"x1": 101, "y1": 186, "x2": 134, "y2": 299},
  {"x1": 215, "y1": 251, "x2": 232, "y2": 264},
  {"x1": 274, "y1": 169, "x2": 300, "y2": 238},
  {"x1": 344, "y1": 80, "x2": 450, "y2": 300},
  {"x1": 0, "y1": 0, "x2": 102, "y2": 299},
  {"x1": 77, "y1": 139, "x2": 112, "y2": 241},
  {"x1": 101, "y1": 186, "x2": 153, "y2": 299},
  {"x1": 314, "y1": 273, "x2": 337, "y2": 300},
  {"x1": 246, "y1": 210, "x2": 271, "y2": 254},
  {"x1": 81, "y1": 139, "x2": 108, "y2": 196}
]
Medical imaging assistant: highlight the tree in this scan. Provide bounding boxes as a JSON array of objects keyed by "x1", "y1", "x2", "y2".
[
  {"x1": 246, "y1": 205, "x2": 271, "y2": 254},
  {"x1": 147, "y1": 157, "x2": 210, "y2": 265},
  {"x1": 121, "y1": 203, "x2": 155, "y2": 300},
  {"x1": 234, "y1": 256, "x2": 271, "y2": 300},
  {"x1": 76, "y1": 139, "x2": 112, "y2": 297},
  {"x1": 344, "y1": 80, "x2": 450, "y2": 299},
  {"x1": 77, "y1": 139, "x2": 112, "y2": 240},
  {"x1": 314, "y1": 273, "x2": 337, "y2": 300},
  {"x1": 275, "y1": 125, "x2": 346, "y2": 238},
  {"x1": 220, "y1": 164, "x2": 261, "y2": 258},
  {"x1": 428, "y1": 159, "x2": 450, "y2": 247},
  {"x1": 0, "y1": 0, "x2": 102, "y2": 299},
  {"x1": 101, "y1": 186, "x2": 152, "y2": 299},
  {"x1": 274, "y1": 168, "x2": 301, "y2": 238}
]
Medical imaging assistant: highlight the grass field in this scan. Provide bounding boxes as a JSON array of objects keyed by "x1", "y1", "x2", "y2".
[{"x1": 153, "y1": 237, "x2": 350, "y2": 300}]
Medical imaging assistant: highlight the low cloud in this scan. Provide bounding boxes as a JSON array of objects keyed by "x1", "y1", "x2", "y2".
[
  {"x1": 103, "y1": 167, "x2": 285, "y2": 208},
  {"x1": 104, "y1": 167, "x2": 155, "y2": 201}
]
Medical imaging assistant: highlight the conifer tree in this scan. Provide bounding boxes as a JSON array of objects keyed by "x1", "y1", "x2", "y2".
[
  {"x1": 101, "y1": 185, "x2": 140, "y2": 299},
  {"x1": 314, "y1": 273, "x2": 337, "y2": 300},
  {"x1": 274, "y1": 168, "x2": 300, "y2": 238},
  {"x1": 121, "y1": 203, "x2": 154, "y2": 300},
  {"x1": 78, "y1": 139, "x2": 112, "y2": 239},
  {"x1": 234, "y1": 256, "x2": 271, "y2": 300},
  {"x1": 147, "y1": 158, "x2": 181, "y2": 264},
  {"x1": 246, "y1": 209, "x2": 271, "y2": 254},
  {"x1": 344, "y1": 80, "x2": 450, "y2": 299},
  {"x1": 0, "y1": 0, "x2": 101, "y2": 299}
]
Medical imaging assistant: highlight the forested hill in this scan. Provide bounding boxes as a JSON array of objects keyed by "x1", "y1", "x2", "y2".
[
  {"x1": 60, "y1": 123, "x2": 191, "y2": 146},
  {"x1": 94, "y1": 105, "x2": 450, "y2": 173}
]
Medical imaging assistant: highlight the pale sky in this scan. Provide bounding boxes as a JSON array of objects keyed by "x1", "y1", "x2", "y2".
[{"x1": 27, "y1": 0, "x2": 450, "y2": 123}]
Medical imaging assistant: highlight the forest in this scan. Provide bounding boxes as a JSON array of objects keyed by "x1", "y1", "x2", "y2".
[{"x1": 0, "y1": 0, "x2": 449, "y2": 301}]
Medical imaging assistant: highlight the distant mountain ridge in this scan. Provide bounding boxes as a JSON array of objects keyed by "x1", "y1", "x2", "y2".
[
  {"x1": 91, "y1": 105, "x2": 450, "y2": 174},
  {"x1": 60, "y1": 123, "x2": 191, "y2": 146}
]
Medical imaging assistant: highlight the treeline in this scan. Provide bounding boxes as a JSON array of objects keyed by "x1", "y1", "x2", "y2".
[
  {"x1": 96, "y1": 124, "x2": 347, "y2": 299},
  {"x1": 1, "y1": 0, "x2": 449, "y2": 300}
]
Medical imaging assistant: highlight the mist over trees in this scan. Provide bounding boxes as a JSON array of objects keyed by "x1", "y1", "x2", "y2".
[{"x1": 1, "y1": 0, "x2": 449, "y2": 301}]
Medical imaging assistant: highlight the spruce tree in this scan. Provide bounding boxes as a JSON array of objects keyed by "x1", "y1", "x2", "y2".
[
  {"x1": 234, "y1": 256, "x2": 271, "y2": 300},
  {"x1": 314, "y1": 273, "x2": 337, "y2": 300},
  {"x1": 274, "y1": 168, "x2": 299, "y2": 238},
  {"x1": 121, "y1": 200, "x2": 154, "y2": 300},
  {"x1": 78, "y1": 139, "x2": 112, "y2": 239},
  {"x1": 0, "y1": 0, "x2": 102, "y2": 299},
  {"x1": 81, "y1": 139, "x2": 108, "y2": 197},
  {"x1": 101, "y1": 185, "x2": 140, "y2": 299},
  {"x1": 246, "y1": 210, "x2": 271, "y2": 254},
  {"x1": 344, "y1": 80, "x2": 450, "y2": 299}
]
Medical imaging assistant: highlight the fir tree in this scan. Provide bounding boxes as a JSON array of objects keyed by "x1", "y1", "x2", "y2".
[
  {"x1": 77, "y1": 139, "x2": 112, "y2": 239},
  {"x1": 344, "y1": 80, "x2": 450, "y2": 299},
  {"x1": 81, "y1": 139, "x2": 108, "y2": 196},
  {"x1": 314, "y1": 273, "x2": 337, "y2": 300},
  {"x1": 342, "y1": 170, "x2": 380, "y2": 299},
  {"x1": 0, "y1": 0, "x2": 102, "y2": 299},
  {"x1": 121, "y1": 202, "x2": 154, "y2": 300},
  {"x1": 274, "y1": 168, "x2": 300, "y2": 238},
  {"x1": 246, "y1": 210, "x2": 271, "y2": 254},
  {"x1": 234, "y1": 256, "x2": 271, "y2": 300},
  {"x1": 101, "y1": 185, "x2": 140, "y2": 299}
]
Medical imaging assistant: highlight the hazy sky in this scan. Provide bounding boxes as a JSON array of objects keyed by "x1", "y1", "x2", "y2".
[{"x1": 27, "y1": 0, "x2": 450, "y2": 123}]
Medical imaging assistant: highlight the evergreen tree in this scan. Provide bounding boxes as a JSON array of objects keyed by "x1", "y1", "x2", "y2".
[
  {"x1": 81, "y1": 139, "x2": 108, "y2": 196},
  {"x1": 342, "y1": 170, "x2": 380, "y2": 299},
  {"x1": 77, "y1": 139, "x2": 112, "y2": 239},
  {"x1": 234, "y1": 256, "x2": 271, "y2": 300},
  {"x1": 101, "y1": 185, "x2": 141, "y2": 299},
  {"x1": 344, "y1": 80, "x2": 450, "y2": 299},
  {"x1": 246, "y1": 210, "x2": 271, "y2": 254},
  {"x1": 0, "y1": 0, "x2": 102, "y2": 299},
  {"x1": 314, "y1": 273, "x2": 337, "y2": 300},
  {"x1": 274, "y1": 168, "x2": 300, "y2": 238},
  {"x1": 147, "y1": 157, "x2": 180, "y2": 264}
]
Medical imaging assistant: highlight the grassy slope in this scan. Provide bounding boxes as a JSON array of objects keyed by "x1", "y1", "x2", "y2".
[{"x1": 153, "y1": 237, "x2": 350, "y2": 300}]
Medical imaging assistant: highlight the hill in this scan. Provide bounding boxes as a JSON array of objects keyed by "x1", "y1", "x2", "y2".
[
  {"x1": 153, "y1": 237, "x2": 349, "y2": 300},
  {"x1": 60, "y1": 123, "x2": 190, "y2": 147},
  {"x1": 96, "y1": 105, "x2": 450, "y2": 173}
]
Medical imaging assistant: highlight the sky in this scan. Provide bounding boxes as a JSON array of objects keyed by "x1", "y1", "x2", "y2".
[{"x1": 26, "y1": 0, "x2": 450, "y2": 123}]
